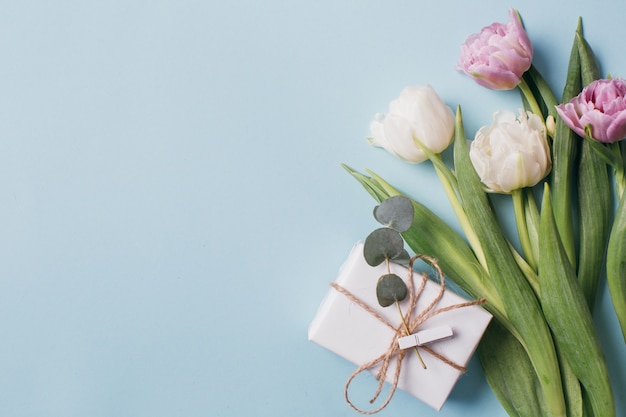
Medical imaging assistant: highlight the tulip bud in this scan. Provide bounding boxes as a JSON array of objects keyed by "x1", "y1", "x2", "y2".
[
  {"x1": 546, "y1": 115, "x2": 556, "y2": 138},
  {"x1": 457, "y1": 9, "x2": 533, "y2": 90},
  {"x1": 368, "y1": 86, "x2": 455, "y2": 163},
  {"x1": 470, "y1": 110, "x2": 551, "y2": 193},
  {"x1": 556, "y1": 78, "x2": 626, "y2": 143}
]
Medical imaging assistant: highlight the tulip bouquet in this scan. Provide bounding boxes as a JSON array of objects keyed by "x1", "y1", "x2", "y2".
[{"x1": 344, "y1": 8, "x2": 625, "y2": 417}]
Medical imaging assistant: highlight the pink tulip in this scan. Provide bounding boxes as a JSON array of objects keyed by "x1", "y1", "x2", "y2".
[
  {"x1": 457, "y1": 9, "x2": 533, "y2": 90},
  {"x1": 556, "y1": 78, "x2": 626, "y2": 143}
]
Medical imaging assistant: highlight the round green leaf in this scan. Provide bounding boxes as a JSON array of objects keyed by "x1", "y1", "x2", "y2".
[
  {"x1": 373, "y1": 196, "x2": 414, "y2": 232},
  {"x1": 376, "y1": 273, "x2": 408, "y2": 307},
  {"x1": 363, "y1": 228, "x2": 404, "y2": 266},
  {"x1": 391, "y1": 249, "x2": 410, "y2": 265}
]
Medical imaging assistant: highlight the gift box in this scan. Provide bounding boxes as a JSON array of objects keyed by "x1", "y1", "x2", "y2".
[{"x1": 308, "y1": 243, "x2": 492, "y2": 412}]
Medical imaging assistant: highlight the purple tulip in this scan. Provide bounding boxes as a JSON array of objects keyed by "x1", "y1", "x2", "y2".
[
  {"x1": 457, "y1": 9, "x2": 533, "y2": 90},
  {"x1": 556, "y1": 78, "x2": 626, "y2": 143}
]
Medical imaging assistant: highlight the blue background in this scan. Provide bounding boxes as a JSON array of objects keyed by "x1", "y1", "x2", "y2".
[{"x1": 0, "y1": 1, "x2": 624, "y2": 416}]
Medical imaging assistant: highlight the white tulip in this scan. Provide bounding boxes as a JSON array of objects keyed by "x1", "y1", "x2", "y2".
[
  {"x1": 368, "y1": 85, "x2": 455, "y2": 163},
  {"x1": 470, "y1": 110, "x2": 551, "y2": 193}
]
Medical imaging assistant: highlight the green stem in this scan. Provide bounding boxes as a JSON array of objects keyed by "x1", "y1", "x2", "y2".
[
  {"x1": 607, "y1": 194, "x2": 626, "y2": 342},
  {"x1": 524, "y1": 188, "x2": 541, "y2": 267},
  {"x1": 518, "y1": 77, "x2": 545, "y2": 120},
  {"x1": 510, "y1": 243, "x2": 540, "y2": 296},
  {"x1": 431, "y1": 157, "x2": 488, "y2": 272},
  {"x1": 527, "y1": 65, "x2": 559, "y2": 118},
  {"x1": 409, "y1": 135, "x2": 489, "y2": 272},
  {"x1": 610, "y1": 141, "x2": 626, "y2": 199},
  {"x1": 396, "y1": 300, "x2": 426, "y2": 368},
  {"x1": 512, "y1": 189, "x2": 537, "y2": 270}
]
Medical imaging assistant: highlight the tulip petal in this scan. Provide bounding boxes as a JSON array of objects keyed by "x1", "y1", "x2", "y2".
[
  {"x1": 606, "y1": 111, "x2": 626, "y2": 143},
  {"x1": 457, "y1": 9, "x2": 533, "y2": 90},
  {"x1": 382, "y1": 114, "x2": 427, "y2": 163},
  {"x1": 556, "y1": 103, "x2": 586, "y2": 137},
  {"x1": 559, "y1": 78, "x2": 626, "y2": 143},
  {"x1": 368, "y1": 85, "x2": 455, "y2": 163},
  {"x1": 469, "y1": 110, "x2": 551, "y2": 193},
  {"x1": 580, "y1": 110, "x2": 619, "y2": 142}
]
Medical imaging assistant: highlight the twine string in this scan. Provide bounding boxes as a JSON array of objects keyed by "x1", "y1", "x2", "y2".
[{"x1": 331, "y1": 254, "x2": 486, "y2": 415}]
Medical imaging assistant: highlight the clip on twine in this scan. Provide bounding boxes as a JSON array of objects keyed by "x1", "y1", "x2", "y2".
[{"x1": 331, "y1": 254, "x2": 486, "y2": 415}]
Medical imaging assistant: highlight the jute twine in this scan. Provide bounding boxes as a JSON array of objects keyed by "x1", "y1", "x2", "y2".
[{"x1": 331, "y1": 254, "x2": 486, "y2": 414}]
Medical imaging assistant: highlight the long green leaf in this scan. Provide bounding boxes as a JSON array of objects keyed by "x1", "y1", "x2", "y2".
[
  {"x1": 577, "y1": 28, "x2": 600, "y2": 86},
  {"x1": 577, "y1": 138, "x2": 611, "y2": 310},
  {"x1": 551, "y1": 20, "x2": 583, "y2": 267},
  {"x1": 606, "y1": 191, "x2": 626, "y2": 342},
  {"x1": 453, "y1": 107, "x2": 566, "y2": 417},
  {"x1": 539, "y1": 185, "x2": 615, "y2": 417},
  {"x1": 342, "y1": 164, "x2": 389, "y2": 203},
  {"x1": 478, "y1": 321, "x2": 546, "y2": 417},
  {"x1": 586, "y1": 137, "x2": 623, "y2": 171},
  {"x1": 575, "y1": 23, "x2": 611, "y2": 310},
  {"x1": 556, "y1": 347, "x2": 584, "y2": 417}
]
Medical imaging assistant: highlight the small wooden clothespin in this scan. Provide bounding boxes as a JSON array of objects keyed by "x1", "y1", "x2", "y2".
[{"x1": 398, "y1": 326, "x2": 453, "y2": 350}]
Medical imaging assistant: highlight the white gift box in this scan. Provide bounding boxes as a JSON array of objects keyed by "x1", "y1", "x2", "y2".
[{"x1": 308, "y1": 243, "x2": 492, "y2": 411}]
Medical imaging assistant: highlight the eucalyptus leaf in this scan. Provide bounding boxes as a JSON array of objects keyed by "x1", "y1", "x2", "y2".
[
  {"x1": 376, "y1": 273, "x2": 407, "y2": 307},
  {"x1": 373, "y1": 196, "x2": 414, "y2": 232},
  {"x1": 346, "y1": 168, "x2": 508, "y2": 325},
  {"x1": 363, "y1": 228, "x2": 404, "y2": 267},
  {"x1": 391, "y1": 248, "x2": 410, "y2": 265}
]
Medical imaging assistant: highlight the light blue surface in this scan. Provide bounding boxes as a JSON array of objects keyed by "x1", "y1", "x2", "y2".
[{"x1": 0, "y1": 1, "x2": 624, "y2": 416}]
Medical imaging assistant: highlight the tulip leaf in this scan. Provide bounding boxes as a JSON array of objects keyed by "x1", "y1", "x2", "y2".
[
  {"x1": 373, "y1": 196, "x2": 414, "y2": 232},
  {"x1": 550, "y1": 23, "x2": 582, "y2": 267},
  {"x1": 606, "y1": 191, "x2": 626, "y2": 342},
  {"x1": 576, "y1": 24, "x2": 601, "y2": 86},
  {"x1": 557, "y1": 347, "x2": 584, "y2": 417},
  {"x1": 478, "y1": 321, "x2": 548, "y2": 417},
  {"x1": 342, "y1": 164, "x2": 387, "y2": 204},
  {"x1": 376, "y1": 273, "x2": 407, "y2": 307},
  {"x1": 453, "y1": 107, "x2": 566, "y2": 417},
  {"x1": 539, "y1": 185, "x2": 615, "y2": 417},
  {"x1": 577, "y1": 135, "x2": 611, "y2": 309},
  {"x1": 363, "y1": 228, "x2": 404, "y2": 267},
  {"x1": 584, "y1": 131, "x2": 623, "y2": 170},
  {"x1": 572, "y1": 23, "x2": 611, "y2": 310}
]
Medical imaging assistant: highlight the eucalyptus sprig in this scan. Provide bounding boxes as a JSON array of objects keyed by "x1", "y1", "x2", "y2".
[{"x1": 363, "y1": 196, "x2": 427, "y2": 368}]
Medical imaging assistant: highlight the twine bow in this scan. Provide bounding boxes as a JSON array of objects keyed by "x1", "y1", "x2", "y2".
[{"x1": 331, "y1": 254, "x2": 486, "y2": 414}]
